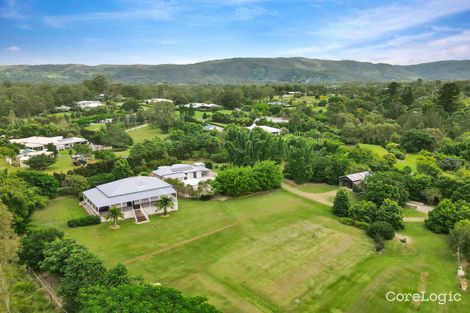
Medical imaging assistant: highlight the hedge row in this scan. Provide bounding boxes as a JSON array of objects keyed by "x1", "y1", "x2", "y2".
[{"x1": 67, "y1": 215, "x2": 101, "y2": 228}]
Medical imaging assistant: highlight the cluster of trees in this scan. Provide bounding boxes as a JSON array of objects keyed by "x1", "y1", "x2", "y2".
[
  {"x1": 213, "y1": 161, "x2": 282, "y2": 196},
  {"x1": 425, "y1": 199, "x2": 470, "y2": 234},
  {"x1": 333, "y1": 188, "x2": 403, "y2": 251},
  {"x1": 18, "y1": 228, "x2": 219, "y2": 312},
  {"x1": 224, "y1": 125, "x2": 284, "y2": 166},
  {"x1": 0, "y1": 201, "x2": 57, "y2": 312}
]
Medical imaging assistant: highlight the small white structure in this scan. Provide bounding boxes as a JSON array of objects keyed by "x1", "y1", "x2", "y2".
[
  {"x1": 56, "y1": 105, "x2": 71, "y2": 112},
  {"x1": 203, "y1": 124, "x2": 224, "y2": 132},
  {"x1": 152, "y1": 163, "x2": 215, "y2": 187},
  {"x1": 458, "y1": 266, "x2": 466, "y2": 278},
  {"x1": 77, "y1": 101, "x2": 103, "y2": 109},
  {"x1": 82, "y1": 176, "x2": 178, "y2": 224},
  {"x1": 247, "y1": 125, "x2": 282, "y2": 136},
  {"x1": 182, "y1": 103, "x2": 221, "y2": 110},
  {"x1": 14, "y1": 149, "x2": 54, "y2": 168},
  {"x1": 144, "y1": 98, "x2": 173, "y2": 104},
  {"x1": 267, "y1": 101, "x2": 289, "y2": 107},
  {"x1": 255, "y1": 117, "x2": 289, "y2": 124},
  {"x1": 10, "y1": 136, "x2": 88, "y2": 151}
]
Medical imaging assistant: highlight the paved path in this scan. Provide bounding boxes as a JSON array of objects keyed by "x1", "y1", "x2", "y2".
[
  {"x1": 125, "y1": 123, "x2": 149, "y2": 132},
  {"x1": 281, "y1": 183, "x2": 336, "y2": 206},
  {"x1": 403, "y1": 217, "x2": 426, "y2": 222}
]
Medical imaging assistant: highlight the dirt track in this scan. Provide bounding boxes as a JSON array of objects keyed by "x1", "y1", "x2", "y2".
[{"x1": 281, "y1": 183, "x2": 336, "y2": 206}]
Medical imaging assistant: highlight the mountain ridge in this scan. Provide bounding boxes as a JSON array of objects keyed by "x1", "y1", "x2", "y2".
[{"x1": 1, "y1": 57, "x2": 469, "y2": 84}]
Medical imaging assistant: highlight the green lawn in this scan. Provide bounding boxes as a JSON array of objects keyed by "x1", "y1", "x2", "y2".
[
  {"x1": 358, "y1": 143, "x2": 389, "y2": 157},
  {"x1": 396, "y1": 153, "x2": 420, "y2": 172},
  {"x1": 403, "y1": 208, "x2": 428, "y2": 218},
  {"x1": 84, "y1": 124, "x2": 103, "y2": 131},
  {"x1": 43, "y1": 150, "x2": 76, "y2": 174},
  {"x1": 32, "y1": 196, "x2": 87, "y2": 229},
  {"x1": 297, "y1": 183, "x2": 338, "y2": 193},
  {"x1": 126, "y1": 125, "x2": 167, "y2": 144},
  {"x1": 33, "y1": 190, "x2": 470, "y2": 312},
  {"x1": 359, "y1": 144, "x2": 420, "y2": 172}
]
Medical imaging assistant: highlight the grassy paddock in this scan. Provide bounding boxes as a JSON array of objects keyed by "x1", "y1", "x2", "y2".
[
  {"x1": 126, "y1": 125, "x2": 167, "y2": 144},
  {"x1": 33, "y1": 190, "x2": 469, "y2": 312}
]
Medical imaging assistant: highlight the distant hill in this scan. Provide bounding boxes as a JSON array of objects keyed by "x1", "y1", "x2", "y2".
[{"x1": 1, "y1": 58, "x2": 470, "y2": 84}]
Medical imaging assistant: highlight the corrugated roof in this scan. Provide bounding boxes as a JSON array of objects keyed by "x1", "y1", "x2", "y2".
[
  {"x1": 344, "y1": 171, "x2": 370, "y2": 182},
  {"x1": 96, "y1": 176, "x2": 172, "y2": 197},
  {"x1": 83, "y1": 176, "x2": 175, "y2": 208},
  {"x1": 152, "y1": 163, "x2": 209, "y2": 177}
]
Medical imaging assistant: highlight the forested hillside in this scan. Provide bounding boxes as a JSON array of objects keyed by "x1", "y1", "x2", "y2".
[{"x1": 1, "y1": 58, "x2": 470, "y2": 84}]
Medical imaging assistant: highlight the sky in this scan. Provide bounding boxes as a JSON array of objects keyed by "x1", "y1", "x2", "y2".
[{"x1": 1, "y1": 0, "x2": 470, "y2": 65}]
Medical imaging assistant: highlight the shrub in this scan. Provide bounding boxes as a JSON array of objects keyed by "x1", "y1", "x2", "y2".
[
  {"x1": 67, "y1": 215, "x2": 101, "y2": 228},
  {"x1": 338, "y1": 217, "x2": 369, "y2": 230},
  {"x1": 367, "y1": 221, "x2": 395, "y2": 240},
  {"x1": 375, "y1": 236, "x2": 385, "y2": 252},
  {"x1": 332, "y1": 188, "x2": 350, "y2": 217},
  {"x1": 338, "y1": 217, "x2": 355, "y2": 226}
]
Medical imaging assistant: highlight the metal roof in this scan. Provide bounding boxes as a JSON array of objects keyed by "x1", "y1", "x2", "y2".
[
  {"x1": 343, "y1": 171, "x2": 370, "y2": 182},
  {"x1": 152, "y1": 163, "x2": 209, "y2": 177},
  {"x1": 83, "y1": 176, "x2": 176, "y2": 208}
]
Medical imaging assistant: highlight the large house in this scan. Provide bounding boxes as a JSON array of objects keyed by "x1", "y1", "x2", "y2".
[
  {"x1": 10, "y1": 136, "x2": 88, "y2": 151},
  {"x1": 82, "y1": 176, "x2": 178, "y2": 224},
  {"x1": 152, "y1": 163, "x2": 215, "y2": 187},
  {"x1": 247, "y1": 125, "x2": 282, "y2": 136},
  {"x1": 144, "y1": 98, "x2": 173, "y2": 104},
  {"x1": 181, "y1": 103, "x2": 221, "y2": 110},
  {"x1": 77, "y1": 100, "x2": 103, "y2": 109}
]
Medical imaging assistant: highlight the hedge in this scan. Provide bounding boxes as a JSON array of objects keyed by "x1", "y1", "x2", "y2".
[{"x1": 67, "y1": 215, "x2": 101, "y2": 228}]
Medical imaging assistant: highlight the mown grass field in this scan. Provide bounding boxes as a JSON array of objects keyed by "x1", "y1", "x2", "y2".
[
  {"x1": 359, "y1": 144, "x2": 420, "y2": 172},
  {"x1": 33, "y1": 189, "x2": 470, "y2": 312},
  {"x1": 126, "y1": 124, "x2": 167, "y2": 144},
  {"x1": 297, "y1": 182, "x2": 338, "y2": 193}
]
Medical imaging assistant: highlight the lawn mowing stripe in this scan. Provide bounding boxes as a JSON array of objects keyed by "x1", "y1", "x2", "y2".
[{"x1": 123, "y1": 222, "x2": 240, "y2": 265}]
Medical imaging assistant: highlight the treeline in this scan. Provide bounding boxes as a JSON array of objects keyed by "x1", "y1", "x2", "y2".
[{"x1": 17, "y1": 228, "x2": 219, "y2": 312}]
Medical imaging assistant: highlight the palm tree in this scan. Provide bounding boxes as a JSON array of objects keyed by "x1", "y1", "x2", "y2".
[
  {"x1": 105, "y1": 206, "x2": 123, "y2": 228},
  {"x1": 158, "y1": 196, "x2": 173, "y2": 216}
]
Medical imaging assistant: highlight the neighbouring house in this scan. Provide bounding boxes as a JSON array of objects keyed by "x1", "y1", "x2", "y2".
[
  {"x1": 144, "y1": 98, "x2": 173, "y2": 104},
  {"x1": 267, "y1": 101, "x2": 289, "y2": 107},
  {"x1": 56, "y1": 105, "x2": 71, "y2": 112},
  {"x1": 152, "y1": 163, "x2": 215, "y2": 187},
  {"x1": 10, "y1": 149, "x2": 54, "y2": 168},
  {"x1": 82, "y1": 176, "x2": 178, "y2": 224},
  {"x1": 77, "y1": 100, "x2": 103, "y2": 109},
  {"x1": 182, "y1": 103, "x2": 221, "y2": 110},
  {"x1": 255, "y1": 116, "x2": 289, "y2": 124},
  {"x1": 203, "y1": 124, "x2": 224, "y2": 132},
  {"x1": 10, "y1": 136, "x2": 88, "y2": 151},
  {"x1": 338, "y1": 171, "x2": 370, "y2": 189},
  {"x1": 247, "y1": 124, "x2": 282, "y2": 136}
]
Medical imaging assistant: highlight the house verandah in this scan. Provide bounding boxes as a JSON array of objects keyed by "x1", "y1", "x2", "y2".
[
  {"x1": 81, "y1": 176, "x2": 178, "y2": 224},
  {"x1": 82, "y1": 193, "x2": 178, "y2": 223}
]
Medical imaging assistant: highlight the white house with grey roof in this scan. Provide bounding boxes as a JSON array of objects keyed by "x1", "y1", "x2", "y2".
[
  {"x1": 247, "y1": 124, "x2": 282, "y2": 136},
  {"x1": 152, "y1": 163, "x2": 215, "y2": 187},
  {"x1": 82, "y1": 176, "x2": 178, "y2": 224}
]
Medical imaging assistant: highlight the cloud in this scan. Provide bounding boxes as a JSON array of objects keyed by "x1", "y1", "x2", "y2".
[
  {"x1": 233, "y1": 6, "x2": 267, "y2": 20},
  {"x1": 284, "y1": 0, "x2": 470, "y2": 64},
  {"x1": 6, "y1": 46, "x2": 21, "y2": 52},
  {"x1": 320, "y1": 0, "x2": 470, "y2": 42},
  {"x1": 0, "y1": 0, "x2": 24, "y2": 20},
  {"x1": 44, "y1": 1, "x2": 176, "y2": 27}
]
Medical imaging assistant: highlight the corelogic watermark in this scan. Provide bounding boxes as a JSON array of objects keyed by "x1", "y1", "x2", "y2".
[{"x1": 386, "y1": 291, "x2": 462, "y2": 305}]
